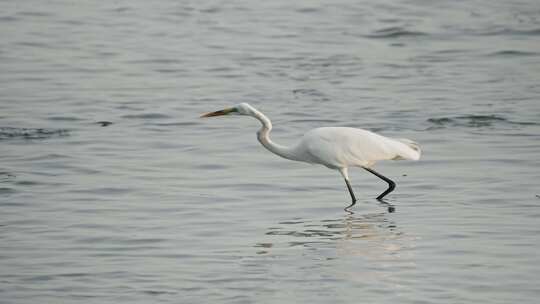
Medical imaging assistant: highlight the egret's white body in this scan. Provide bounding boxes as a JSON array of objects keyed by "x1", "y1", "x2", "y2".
[
  {"x1": 201, "y1": 103, "x2": 421, "y2": 206},
  {"x1": 291, "y1": 127, "x2": 420, "y2": 168}
]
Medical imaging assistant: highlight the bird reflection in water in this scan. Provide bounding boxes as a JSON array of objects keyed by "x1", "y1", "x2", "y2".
[
  {"x1": 255, "y1": 201, "x2": 409, "y2": 259},
  {"x1": 346, "y1": 198, "x2": 395, "y2": 214}
]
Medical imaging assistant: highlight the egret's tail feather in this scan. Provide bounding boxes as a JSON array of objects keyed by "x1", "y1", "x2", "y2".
[
  {"x1": 392, "y1": 138, "x2": 421, "y2": 160},
  {"x1": 398, "y1": 138, "x2": 421, "y2": 152}
]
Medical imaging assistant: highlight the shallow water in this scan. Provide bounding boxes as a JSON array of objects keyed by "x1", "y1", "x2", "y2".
[{"x1": 1, "y1": 0, "x2": 540, "y2": 303}]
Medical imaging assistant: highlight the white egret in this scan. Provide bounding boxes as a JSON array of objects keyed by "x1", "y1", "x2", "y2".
[{"x1": 201, "y1": 103, "x2": 421, "y2": 208}]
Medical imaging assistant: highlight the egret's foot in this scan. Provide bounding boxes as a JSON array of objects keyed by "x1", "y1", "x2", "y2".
[
  {"x1": 375, "y1": 180, "x2": 396, "y2": 200},
  {"x1": 344, "y1": 199, "x2": 356, "y2": 212}
]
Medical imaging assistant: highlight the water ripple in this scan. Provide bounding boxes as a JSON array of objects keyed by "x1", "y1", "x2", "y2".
[
  {"x1": 477, "y1": 27, "x2": 540, "y2": 36},
  {"x1": 2, "y1": 0, "x2": 540, "y2": 303},
  {"x1": 121, "y1": 113, "x2": 172, "y2": 119},
  {"x1": 0, "y1": 127, "x2": 69, "y2": 140},
  {"x1": 0, "y1": 172, "x2": 16, "y2": 183},
  {"x1": 487, "y1": 50, "x2": 540, "y2": 57},
  {"x1": 364, "y1": 27, "x2": 427, "y2": 39},
  {"x1": 426, "y1": 115, "x2": 539, "y2": 129}
]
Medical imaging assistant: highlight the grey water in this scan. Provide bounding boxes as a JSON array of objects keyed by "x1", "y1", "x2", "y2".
[{"x1": 1, "y1": 0, "x2": 540, "y2": 303}]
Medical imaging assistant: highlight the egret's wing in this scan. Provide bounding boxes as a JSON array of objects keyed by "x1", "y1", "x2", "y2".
[
  {"x1": 299, "y1": 127, "x2": 420, "y2": 168},
  {"x1": 342, "y1": 129, "x2": 397, "y2": 165},
  {"x1": 299, "y1": 127, "x2": 387, "y2": 167},
  {"x1": 299, "y1": 129, "x2": 343, "y2": 166},
  {"x1": 344, "y1": 129, "x2": 421, "y2": 163}
]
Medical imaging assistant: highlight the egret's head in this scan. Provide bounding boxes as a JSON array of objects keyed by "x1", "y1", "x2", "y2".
[{"x1": 200, "y1": 102, "x2": 255, "y2": 118}]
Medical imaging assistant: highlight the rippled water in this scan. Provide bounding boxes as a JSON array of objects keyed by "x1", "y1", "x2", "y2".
[{"x1": 2, "y1": 0, "x2": 540, "y2": 303}]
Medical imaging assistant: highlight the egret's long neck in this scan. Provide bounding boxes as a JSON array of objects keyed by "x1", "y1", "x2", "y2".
[{"x1": 251, "y1": 110, "x2": 298, "y2": 161}]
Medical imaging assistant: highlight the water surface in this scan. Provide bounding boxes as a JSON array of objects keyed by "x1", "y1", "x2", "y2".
[{"x1": 1, "y1": 0, "x2": 540, "y2": 303}]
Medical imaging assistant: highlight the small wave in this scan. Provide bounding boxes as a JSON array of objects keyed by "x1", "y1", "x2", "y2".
[
  {"x1": 96, "y1": 121, "x2": 113, "y2": 127},
  {"x1": 365, "y1": 27, "x2": 427, "y2": 39},
  {"x1": 427, "y1": 115, "x2": 539, "y2": 129},
  {"x1": 477, "y1": 28, "x2": 540, "y2": 36},
  {"x1": 0, "y1": 187, "x2": 16, "y2": 195},
  {"x1": 195, "y1": 164, "x2": 228, "y2": 170},
  {"x1": 0, "y1": 172, "x2": 16, "y2": 183},
  {"x1": 428, "y1": 115, "x2": 506, "y2": 127},
  {"x1": 289, "y1": 119, "x2": 340, "y2": 124},
  {"x1": 292, "y1": 88, "x2": 326, "y2": 97},
  {"x1": 48, "y1": 116, "x2": 82, "y2": 121},
  {"x1": 488, "y1": 50, "x2": 539, "y2": 57},
  {"x1": 122, "y1": 113, "x2": 171, "y2": 119},
  {"x1": 143, "y1": 290, "x2": 178, "y2": 296},
  {"x1": 17, "y1": 41, "x2": 52, "y2": 49},
  {"x1": 111, "y1": 6, "x2": 132, "y2": 13},
  {"x1": 17, "y1": 11, "x2": 53, "y2": 17},
  {"x1": 125, "y1": 58, "x2": 183, "y2": 65},
  {"x1": 154, "y1": 68, "x2": 188, "y2": 74},
  {"x1": 0, "y1": 15, "x2": 18, "y2": 22},
  {"x1": 0, "y1": 127, "x2": 69, "y2": 140},
  {"x1": 296, "y1": 7, "x2": 319, "y2": 13},
  {"x1": 152, "y1": 122, "x2": 198, "y2": 127},
  {"x1": 200, "y1": 7, "x2": 221, "y2": 14}
]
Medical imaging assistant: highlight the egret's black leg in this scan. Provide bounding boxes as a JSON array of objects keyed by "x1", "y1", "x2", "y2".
[
  {"x1": 343, "y1": 179, "x2": 357, "y2": 210},
  {"x1": 345, "y1": 179, "x2": 357, "y2": 204},
  {"x1": 363, "y1": 167, "x2": 396, "y2": 200},
  {"x1": 338, "y1": 168, "x2": 357, "y2": 210}
]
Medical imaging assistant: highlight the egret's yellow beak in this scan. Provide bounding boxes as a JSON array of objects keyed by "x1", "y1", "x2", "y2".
[{"x1": 200, "y1": 107, "x2": 236, "y2": 118}]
